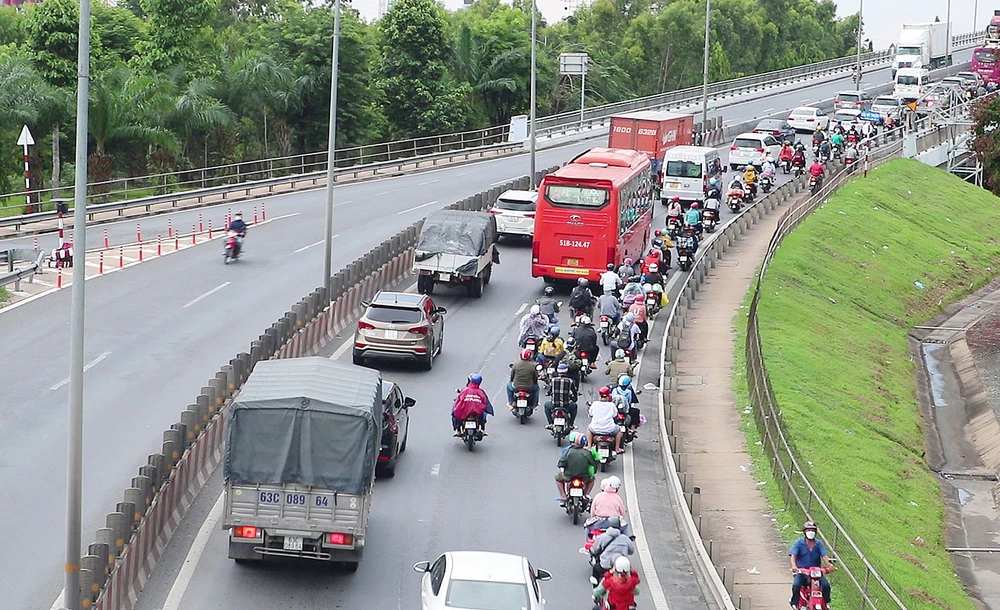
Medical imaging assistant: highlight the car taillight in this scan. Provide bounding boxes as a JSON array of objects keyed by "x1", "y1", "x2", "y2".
[
  {"x1": 532, "y1": 240, "x2": 539, "y2": 264},
  {"x1": 806, "y1": 118, "x2": 815, "y2": 122},
  {"x1": 234, "y1": 526, "x2": 258, "y2": 538},
  {"x1": 328, "y1": 533, "x2": 354, "y2": 545},
  {"x1": 730, "y1": 146, "x2": 738, "y2": 150},
  {"x1": 756, "y1": 148, "x2": 764, "y2": 153},
  {"x1": 524, "y1": 212, "x2": 535, "y2": 218},
  {"x1": 488, "y1": 208, "x2": 502, "y2": 215},
  {"x1": 358, "y1": 321, "x2": 375, "y2": 330},
  {"x1": 409, "y1": 325, "x2": 429, "y2": 335},
  {"x1": 772, "y1": 131, "x2": 781, "y2": 135}
]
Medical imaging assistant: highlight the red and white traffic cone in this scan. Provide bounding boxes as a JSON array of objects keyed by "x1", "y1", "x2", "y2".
[
  {"x1": 99, "y1": 251, "x2": 104, "y2": 274},
  {"x1": 168, "y1": 218, "x2": 174, "y2": 238},
  {"x1": 192, "y1": 225, "x2": 197, "y2": 245},
  {"x1": 198, "y1": 213, "x2": 203, "y2": 233},
  {"x1": 103, "y1": 228, "x2": 109, "y2": 249},
  {"x1": 208, "y1": 219, "x2": 213, "y2": 239},
  {"x1": 119, "y1": 246, "x2": 124, "y2": 268},
  {"x1": 137, "y1": 223, "x2": 142, "y2": 244},
  {"x1": 261, "y1": 203, "x2": 267, "y2": 220},
  {"x1": 157, "y1": 235, "x2": 162, "y2": 256},
  {"x1": 253, "y1": 206, "x2": 258, "y2": 225}
]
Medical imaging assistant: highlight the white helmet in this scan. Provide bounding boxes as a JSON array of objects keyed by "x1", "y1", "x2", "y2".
[
  {"x1": 581, "y1": 315, "x2": 592, "y2": 325},
  {"x1": 599, "y1": 477, "x2": 610, "y2": 491},
  {"x1": 614, "y1": 556, "x2": 631, "y2": 573},
  {"x1": 530, "y1": 304, "x2": 540, "y2": 315},
  {"x1": 607, "y1": 475, "x2": 621, "y2": 490}
]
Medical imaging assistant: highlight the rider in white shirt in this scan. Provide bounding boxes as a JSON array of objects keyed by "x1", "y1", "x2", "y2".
[
  {"x1": 600, "y1": 264, "x2": 622, "y2": 296},
  {"x1": 586, "y1": 386, "x2": 624, "y2": 453}
]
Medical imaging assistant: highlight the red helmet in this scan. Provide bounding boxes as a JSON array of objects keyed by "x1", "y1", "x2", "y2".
[
  {"x1": 672, "y1": 196, "x2": 680, "y2": 202},
  {"x1": 520, "y1": 348, "x2": 533, "y2": 361},
  {"x1": 648, "y1": 249, "x2": 660, "y2": 258},
  {"x1": 691, "y1": 202, "x2": 699, "y2": 208},
  {"x1": 599, "y1": 386, "x2": 611, "y2": 397},
  {"x1": 654, "y1": 229, "x2": 662, "y2": 237}
]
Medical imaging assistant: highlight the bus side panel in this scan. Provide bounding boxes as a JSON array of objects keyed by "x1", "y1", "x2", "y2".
[{"x1": 614, "y1": 189, "x2": 653, "y2": 269}]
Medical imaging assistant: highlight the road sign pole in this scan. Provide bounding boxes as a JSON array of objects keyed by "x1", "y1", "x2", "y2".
[{"x1": 17, "y1": 125, "x2": 34, "y2": 215}]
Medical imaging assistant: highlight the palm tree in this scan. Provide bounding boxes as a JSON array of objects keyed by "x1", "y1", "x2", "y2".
[
  {"x1": 164, "y1": 71, "x2": 235, "y2": 168},
  {"x1": 454, "y1": 26, "x2": 526, "y2": 126},
  {"x1": 88, "y1": 65, "x2": 179, "y2": 184}
]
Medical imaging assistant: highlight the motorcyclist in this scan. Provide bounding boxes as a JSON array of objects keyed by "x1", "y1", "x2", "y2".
[
  {"x1": 703, "y1": 192, "x2": 722, "y2": 224},
  {"x1": 743, "y1": 164, "x2": 758, "y2": 196},
  {"x1": 536, "y1": 286, "x2": 560, "y2": 324},
  {"x1": 761, "y1": 155, "x2": 776, "y2": 178},
  {"x1": 596, "y1": 290, "x2": 623, "y2": 327},
  {"x1": 591, "y1": 476, "x2": 627, "y2": 520},
  {"x1": 818, "y1": 139, "x2": 832, "y2": 161},
  {"x1": 452, "y1": 374, "x2": 494, "y2": 436},
  {"x1": 811, "y1": 126, "x2": 826, "y2": 148},
  {"x1": 590, "y1": 524, "x2": 636, "y2": 584},
  {"x1": 779, "y1": 142, "x2": 795, "y2": 166},
  {"x1": 643, "y1": 263, "x2": 664, "y2": 289},
  {"x1": 586, "y1": 386, "x2": 624, "y2": 453},
  {"x1": 518, "y1": 304, "x2": 549, "y2": 347},
  {"x1": 600, "y1": 263, "x2": 622, "y2": 297},
  {"x1": 789, "y1": 521, "x2": 834, "y2": 608},
  {"x1": 593, "y1": 556, "x2": 641, "y2": 609},
  {"x1": 555, "y1": 432, "x2": 598, "y2": 506},
  {"x1": 538, "y1": 325, "x2": 565, "y2": 366},
  {"x1": 545, "y1": 362, "x2": 580, "y2": 431},
  {"x1": 846, "y1": 124, "x2": 859, "y2": 144},
  {"x1": 830, "y1": 130, "x2": 845, "y2": 152},
  {"x1": 569, "y1": 278, "x2": 596, "y2": 317},
  {"x1": 665, "y1": 196, "x2": 683, "y2": 227},
  {"x1": 705, "y1": 177, "x2": 721, "y2": 201},
  {"x1": 605, "y1": 349, "x2": 635, "y2": 380},
  {"x1": 640, "y1": 248, "x2": 661, "y2": 275},
  {"x1": 684, "y1": 201, "x2": 702, "y2": 236},
  {"x1": 616, "y1": 257, "x2": 634, "y2": 280},
  {"x1": 227, "y1": 212, "x2": 248, "y2": 255},
  {"x1": 507, "y1": 348, "x2": 540, "y2": 410},
  {"x1": 561, "y1": 338, "x2": 585, "y2": 386},
  {"x1": 678, "y1": 226, "x2": 699, "y2": 255},
  {"x1": 574, "y1": 316, "x2": 601, "y2": 366},
  {"x1": 626, "y1": 296, "x2": 648, "y2": 345},
  {"x1": 808, "y1": 159, "x2": 825, "y2": 188},
  {"x1": 652, "y1": 230, "x2": 673, "y2": 268},
  {"x1": 845, "y1": 142, "x2": 859, "y2": 164},
  {"x1": 832, "y1": 121, "x2": 845, "y2": 135},
  {"x1": 791, "y1": 146, "x2": 806, "y2": 171},
  {"x1": 615, "y1": 313, "x2": 642, "y2": 360},
  {"x1": 612, "y1": 375, "x2": 641, "y2": 436},
  {"x1": 620, "y1": 276, "x2": 645, "y2": 302}
]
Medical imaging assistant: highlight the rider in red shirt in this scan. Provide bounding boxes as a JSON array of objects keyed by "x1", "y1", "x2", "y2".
[
  {"x1": 808, "y1": 160, "x2": 824, "y2": 177},
  {"x1": 452, "y1": 374, "x2": 493, "y2": 436},
  {"x1": 640, "y1": 249, "x2": 660, "y2": 275},
  {"x1": 594, "y1": 556, "x2": 641, "y2": 609}
]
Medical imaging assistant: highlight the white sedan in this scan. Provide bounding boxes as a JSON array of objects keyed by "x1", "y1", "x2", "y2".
[
  {"x1": 414, "y1": 551, "x2": 553, "y2": 610},
  {"x1": 786, "y1": 106, "x2": 830, "y2": 132}
]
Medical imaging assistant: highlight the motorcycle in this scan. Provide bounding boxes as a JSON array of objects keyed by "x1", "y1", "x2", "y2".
[
  {"x1": 599, "y1": 316, "x2": 612, "y2": 346},
  {"x1": 614, "y1": 410, "x2": 635, "y2": 446},
  {"x1": 551, "y1": 405, "x2": 572, "y2": 445},
  {"x1": 578, "y1": 350, "x2": 593, "y2": 379},
  {"x1": 677, "y1": 247, "x2": 694, "y2": 272},
  {"x1": 760, "y1": 174, "x2": 773, "y2": 194},
  {"x1": 593, "y1": 433, "x2": 617, "y2": 471},
  {"x1": 845, "y1": 155, "x2": 857, "y2": 165},
  {"x1": 726, "y1": 189, "x2": 744, "y2": 212},
  {"x1": 809, "y1": 175, "x2": 821, "y2": 195},
  {"x1": 461, "y1": 415, "x2": 483, "y2": 451},
  {"x1": 818, "y1": 149, "x2": 830, "y2": 164},
  {"x1": 792, "y1": 160, "x2": 805, "y2": 177},
  {"x1": 793, "y1": 566, "x2": 835, "y2": 610},
  {"x1": 523, "y1": 336, "x2": 540, "y2": 359},
  {"x1": 781, "y1": 158, "x2": 792, "y2": 174},
  {"x1": 666, "y1": 215, "x2": 684, "y2": 238},
  {"x1": 832, "y1": 144, "x2": 843, "y2": 160},
  {"x1": 565, "y1": 477, "x2": 590, "y2": 524},
  {"x1": 513, "y1": 387, "x2": 533, "y2": 425},
  {"x1": 702, "y1": 208, "x2": 719, "y2": 233},
  {"x1": 643, "y1": 283, "x2": 662, "y2": 316},
  {"x1": 223, "y1": 231, "x2": 242, "y2": 264}
]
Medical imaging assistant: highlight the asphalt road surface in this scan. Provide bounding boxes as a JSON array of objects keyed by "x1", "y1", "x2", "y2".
[{"x1": 0, "y1": 54, "x2": 969, "y2": 610}]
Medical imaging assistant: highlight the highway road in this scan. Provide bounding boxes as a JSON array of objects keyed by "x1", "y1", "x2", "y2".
[{"x1": 0, "y1": 53, "x2": 969, "y2": 610}]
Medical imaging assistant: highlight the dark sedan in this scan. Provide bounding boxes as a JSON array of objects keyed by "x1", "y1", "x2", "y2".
[
  {"x1": 378, "y1": 380, "x2": 415, "y2": 477},
  {"x1": 753, "y1": 119, "x2": 796, "y2": 143}
]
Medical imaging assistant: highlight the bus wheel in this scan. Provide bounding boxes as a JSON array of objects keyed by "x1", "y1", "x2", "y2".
[{"x1": 467, "y1": 276, "x2": 484, "y2": 298}]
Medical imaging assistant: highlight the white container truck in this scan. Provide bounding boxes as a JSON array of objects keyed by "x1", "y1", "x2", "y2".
[
  {"x1": 893, "y1": 22, "x2": 951, "y2": 78},
  {"x1": 222, "y1": 357, "x2": 382, "y2": 571}
]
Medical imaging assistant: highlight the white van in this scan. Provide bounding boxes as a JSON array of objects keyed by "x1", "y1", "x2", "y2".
[
  {"x1": 894, "y1": 68, "x2": 930, "y2": 102},
  {"x1": 660, "y1": 146, "x2": 723, "y2": 204}
]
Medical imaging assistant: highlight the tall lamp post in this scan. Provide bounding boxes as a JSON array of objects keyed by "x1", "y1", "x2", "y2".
[
  {"x1": 855, "y1": 0, "x2": 864, "y2": 90},
  {"x1": 323, "y1": 0, "x2": 341, "y2": 299},
  {"x1": 64, "y1": 0, "x2": 92, "y2": 604},
  {"x1": 529, "y1": 0, "x2": 537, "y2": 189},
  {"x1": 946, "y1": 0, "x2": 952, "y2": 65},
  {"x1": 701, "y1": 0, "x2": 710, "y2": 127}
]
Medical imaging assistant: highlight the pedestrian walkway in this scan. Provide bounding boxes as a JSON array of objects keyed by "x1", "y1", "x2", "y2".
[{"x1": 671, "y1": 199, "x2": 800, "y2": 609}]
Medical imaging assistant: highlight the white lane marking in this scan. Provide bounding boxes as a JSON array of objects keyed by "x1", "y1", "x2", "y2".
[
  {"x1": 514, "y1": 302, "x2": 527, "y2": 317},
  {"x1": 490, "y1": 178, "x2": 515, "y2": 187},
  {"x1": 48, "y1": 590, "x2": 64, "y2": 610},
  {"x1": 49, "y1": 351, "x2": 112, "y2": 391},
  {"x1": 293, "y1": 236, "x2": 338, "y2": 254},
  {"x1": 417, "y1": 179, "x2": 439, "y2": 186},
  {"x1": 430, "y1": 464, "x2": 440, "y2": 476},
  {"x1": 624, "y1": 443, "x2": 671, "y2": 610},
  {"x1": 182, "y1": 282, "x2": 231, "y2": 309},
  {"x1": 455, "y1": 171, "x2": 470, "y2": 176},
  {"x1": 377, "y1": 190, "x2": 391, "y2": 196},
  {"x1": 162, "y1": 492, "x2": 225, "y2": 610},
  {"x1": 396, "y1": 200, "x2": 438, "y2": 215},
  {"x1": 760, "y1": 107, "x2": 774, "y2": 115},
  {"x1": 334, "y1": 200, "x2": 354, "y2": 208}
]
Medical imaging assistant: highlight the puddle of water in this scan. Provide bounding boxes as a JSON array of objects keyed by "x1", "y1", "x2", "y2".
[
  {"x1": 922, "y1": 343, "x2": 949, "y2": 408},
  {"x1": 958, "y1": 487, "x2": 974, "y2": 506}
]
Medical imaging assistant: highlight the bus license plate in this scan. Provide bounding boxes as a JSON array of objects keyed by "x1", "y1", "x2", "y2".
[
  {"x1": 439, "y1": 273, "x2": 451, "y2": 282},
  {"x1": 283, "y1": 536, "x2": 303, "y2": 551},
  {"x1": 554, "y1": 417, "x2": 566, "y2": 426},
  {"x1": 598, "y1": 448, "x2": 610, "y2": 458},
  {"x1": 384, "y1": 330, "x2": 398, "y2": 340},
  {"x1": 567, "y1": 258, "x2": 580, "y2": 266},
  {"x1": 570, "y1": 487, "x2": 585, "y2": 497},
  {"x1": 465, "y1": 420, "x2": 478, "y2": 429},
  {"x1": 517, "y1": 399, "x2": 527, "y2": 408}
]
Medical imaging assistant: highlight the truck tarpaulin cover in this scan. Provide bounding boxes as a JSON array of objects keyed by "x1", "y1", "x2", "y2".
[
  {"x1": 415, "y1": 210, "x2": 498, "y2": 271},
  {"x1": 224, "y1": 357, "x2": 382, "y2": 495}
]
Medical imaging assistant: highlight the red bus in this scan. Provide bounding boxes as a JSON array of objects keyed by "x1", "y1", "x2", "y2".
[
  {"x1": 531, "y1": 148, "x2": 653, "y2": 284},
  {"x1": 972, "y1": 45, "x2": 1000, "y2": 85}
]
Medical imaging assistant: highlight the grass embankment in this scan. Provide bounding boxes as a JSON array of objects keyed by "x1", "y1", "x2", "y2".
[
  {"x1": 733, "y1": 158, "x2": 1000, "y2": 610},
  {"x1": 0, "y1": 286, "x2": 8, "y2": 305}
]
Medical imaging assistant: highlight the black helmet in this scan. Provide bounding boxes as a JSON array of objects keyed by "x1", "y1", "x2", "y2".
[
  {"x1": 543, "y1": 286, "x2": 554, "y2": 296},
  {"x1": 607, "y1": 263, "x2": 615, "y2": 271},
  {"x1": 577, "y1": 278, "x2": 589, "y2": 287}
]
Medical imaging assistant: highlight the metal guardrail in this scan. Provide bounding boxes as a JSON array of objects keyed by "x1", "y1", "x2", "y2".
[
  {"x1": 0, "y1": 140, "x2": 521, "y2": 231},
  {"x1": 0, "y1": 248, "x2": 45, "y2": 293}
]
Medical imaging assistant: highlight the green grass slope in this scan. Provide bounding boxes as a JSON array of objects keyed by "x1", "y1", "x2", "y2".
[{"x1": 750, "y1": 158, "x2": 1000, "y2": 610}]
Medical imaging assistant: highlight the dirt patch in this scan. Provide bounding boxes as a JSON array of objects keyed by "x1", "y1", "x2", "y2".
[
  {"x1": 967, "y1": 311, "x2": 1000, "y2": 352},
  {"x1": 908, "y1": 588, "x2": 953, "y2": 610},
  {"x1": 858, "y1": 482, "x2": 891, "y2": 502},
  {"x1": 897, "y1": 553, "x2": 929, "y2": 570}
]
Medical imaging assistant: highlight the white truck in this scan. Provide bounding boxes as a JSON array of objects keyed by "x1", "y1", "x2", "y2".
[
  {"x1": 222, "y1": 357, "x2": 382, "y2": 572},
  {"x1": 414, "y1": 209, "x2": 500, "y2": 298},
  {"x1": 893, "y1": 22, "x2": 951, "y2": 78}
]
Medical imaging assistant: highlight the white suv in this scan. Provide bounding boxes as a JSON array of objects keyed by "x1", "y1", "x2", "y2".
[
  {"x1": 729, "y1": 132, "x2": 781, "y2": 171},
  {"x1": 489, "y1": 189, "x2": 537, "y2": 238},
  {"x1": 787, "y1": 106, "x2": 830, "y2": 132}
]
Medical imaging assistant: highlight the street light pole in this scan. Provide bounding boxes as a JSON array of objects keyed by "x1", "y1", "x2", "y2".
[
  {"x1": 64, "y1": 0, "x2": 91, "y2": 603},
  {"x1": 323, "y1": 0, "x2": 341, "y2": 299},
  {"x1": 529, "y1": 0, "x2": 537, "y2": 189},
  {"x1": 946, "y1": 0, "x2": 952, "y2": 65},
  {"x1": 701, "y1": 0, "x2": 711, "y2": 127},
  {"x1": 855, "y1": 0, "x2": 863, "y2": 90}
]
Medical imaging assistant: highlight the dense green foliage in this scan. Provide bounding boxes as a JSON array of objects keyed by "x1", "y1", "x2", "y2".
[
  {"x1": 972, "y1": 93, "x2": 1000, "y2": 196},
  {"x1": 0, "y1": 0, "x2": 859, "y2": 193},
  {"x1": 736, "y1": 159, "x2": 991, "y2": 610}
]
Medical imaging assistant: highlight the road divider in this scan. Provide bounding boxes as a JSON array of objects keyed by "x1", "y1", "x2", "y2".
[{"x1": 79, "y1": 167, "x2": 559, "y2": 610}]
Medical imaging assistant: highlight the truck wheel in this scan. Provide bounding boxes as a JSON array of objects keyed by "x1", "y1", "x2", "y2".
[
  {"x1": 483, "y1": 264, "x2": 493, "y2": 285},
  {"x1": 467, "y1": 276, "x2": 484, "y2": 298},
  {"x1": 379, "y1": 453, "x2": 397, "y2": 478},
  {"x1": 417, "y1": 275, "x2": 434, "y2": 294}
]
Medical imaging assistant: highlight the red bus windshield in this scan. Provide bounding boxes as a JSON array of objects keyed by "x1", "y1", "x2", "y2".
[{"x1": 545, "y1": 185, "x2": 610, "y2": 208}]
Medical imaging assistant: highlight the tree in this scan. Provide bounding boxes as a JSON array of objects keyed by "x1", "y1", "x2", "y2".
[
  {"x1": 92, "y1": 4, "x2": 146, "y2": 67},
  {"x1": 137, "y1": 0, "x2": 218, "y2": 75},
  {"x1": 377, "y1": 0, "x2": 472, "y2": 138},
  {"x1": 971, "y1": 94, "x2": 1000, "y2": 195},
  {"x1": 0, "y1": 57, "x2": 49, "y2": 193},
  {"x1": 164, "y1": 71, "x2": 234, "y2": 167},
  {"x1": 454, "y1": 26, "x2": 525, "y2": 126},
  {"x1": 0, "y1": 6, "x2": 26, "y2": 48},
  {"x1": 24, "y1": 0, "x2": 92, "y2": 88}
]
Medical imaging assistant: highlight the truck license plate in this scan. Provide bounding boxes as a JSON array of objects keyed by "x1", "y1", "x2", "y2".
[
  {"x1": 283, "y1": 536, "x2": 303, "y2": 551},
  {"x1": 517, "y1": 399, "x2": 527, "y2": 408},
  {"x1": 598, "y1": 448, "x2": 610, "y2": 458},
  {"x1": 570, "y1": 487, "x2": 584, "y2": 497},
  {"x1": 554, "y1": 417, "x2": 566, "y2": 426},
  {"x1": 567, "y1": 258, "x2": 580, "y2": 266},
  {"x1": 384, "y1": 329, "x2": 398, "y2": 340},
  {"x1": 439, "y1": 273, "x2": 451, "y2": 282}
]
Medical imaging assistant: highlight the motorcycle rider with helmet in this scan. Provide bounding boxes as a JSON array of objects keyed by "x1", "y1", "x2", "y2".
[
  {"x1": 538, "y1": 325, "x2": 565, "y2": 366},
  {"x1": 573, "y1": 315, "x2": 601, "y2": 366},
  {"x1": 555, "y1": 432, "x2": 598, "y2": 506},
  {"x1": 570, "y1": 278, "x2": 596, "y2": 317},
  {"x1": 600, "y1": 263, "x2": 622, "y2": 298},
  {"x1": 684, "y1": 201, "x2": 703, "y2": 236},
  {"x1": 779, "y1": 142, "x2": 795, "y2": 165},
  {"x1": 626, "y1": 290, "x2": 649, "y2": 344},
  {"x1": 518, "y1": 304, "x2": 549, "y2": 347},
  {"x1": 612, "y1": 375, "x2": 641, "y2": 437},
  {"x1": 617, "y1": 257, "x2": 634, "y2": 280},
  {"x1": 593, "y1": 556, "x2": 641, "y2": 610},
  {"x1": 644, "y1": 263, "x2": 664, "y2": 289},
  {"x1": 507, "y1": 348, "x2": 540, "y2": 410},
  {"x1": 620, "y1": 275, "x2": 646, "y2": 302},
  {"x1": 789, "y1": 521, "x2": 834, "y2": 608},
  {"x1": 665, "y1": 196, "x2": 683, "y2": 225},
  {"x1": 586, "y1": 386, "x2": 625, "y2": 453},
  {"x1": 706, "y1": 177, "x2": 722, "y2": 201},
  {"x1": 616, "y1": 313, "x2": 642, "y2": 361},
  {"x1": 605, "y1": 349, "x2": 634, "y2": 381},
  {"x1": 535, "y1": 286, "x2": 561, "y2": 324},
  {"x1": 808, "y1": 158, "x2": 825, "y2": 188},
  {"x1": 590, "y1": 522, "x2": 636, "y2": 584},
  {"x1": 651, "y1": 230, "x2": 673, "y2": 269},
  {"x1": 743, "y1": 164, "x2": 758, "y2": 198},
  {"x1": 561, "y1": 338, "x2": 585, "y2": 386},
  {"x1": 596, "y1": 290, "x2": 623, "y2": 327},
  {"x1": 545, "y1": 362, "x2": 580, "y2": 431},
  {"x1": 227, "y1": 212, "x2": 248, "y2": 256},
  {"x1": 452, "y1": 374, "x2": 494, "y2": 436}
]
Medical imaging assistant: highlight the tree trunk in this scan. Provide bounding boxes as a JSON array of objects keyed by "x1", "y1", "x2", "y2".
[
  {"x1": 51, "y1": 124, "x2": 61, "y2": 189},
  {"x1": 88, "y1": 152, "x2": 115, "y2": 195}
]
